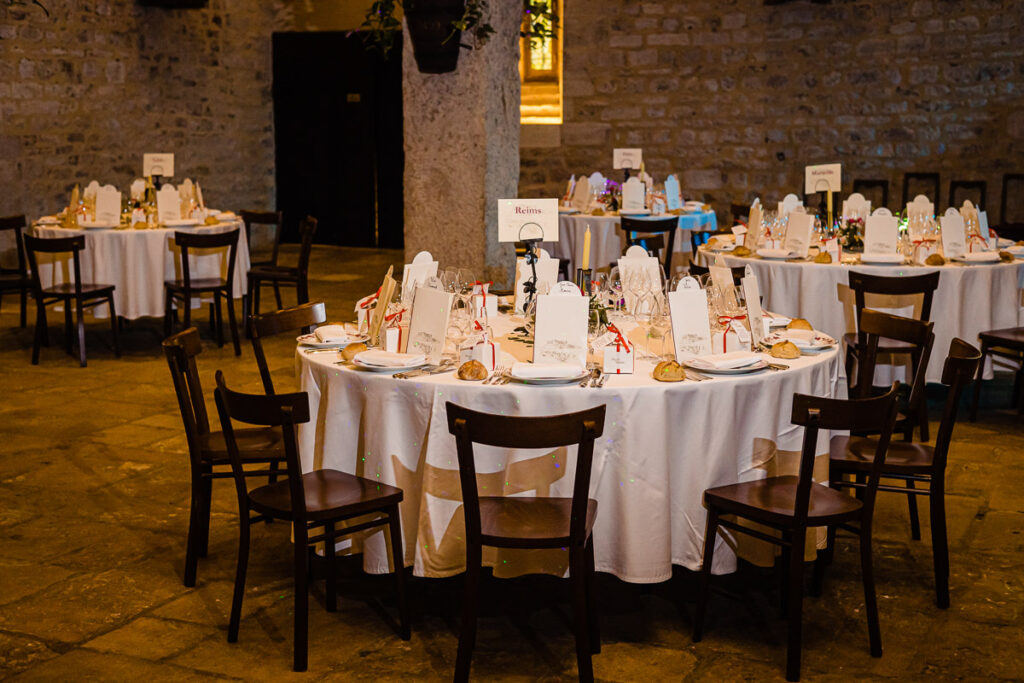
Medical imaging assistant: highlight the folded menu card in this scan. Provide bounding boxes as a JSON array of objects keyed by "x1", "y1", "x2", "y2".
[
  {"x1": 402, "y1": 251, "x2": 438, "y2": 303},
  {"x1": 622, "y1": 177, "x2": 645, "y2": 213},
  {"x1": 571, "y1": 176, "x2": 591, "y2": 213},
  {"x1": 664, "y1": 174, "x2": 682, "y2": 211},
  {"x1": 513, "y1": 249, "x2": 559, "y2": 313},
  {"x1": 668, "y1": 285, "x2": 712, "y2": 360},
  {"x1": 907, "y1": 194, "x2": 934, "y2": 219},
  {"x1": 778, "y1": 193, "x2": 803, "y2": 216},
  {"x1": 406, "y1": 285, "x2": 453, "y2": 364},
  {"x1": 742, "y1": 266, "x2": 767, "y2": 349},
  {"x1": 863, "y1": 210, "x2": 899, "y2": 256},
  {"x1": 783, "y1": 211, "x2": 814, "y2": 258},
  {"x1": 95, "y1": 185, "x2": 122, "y2": 224},
  {"x1": 842, "y1": 192, "x2": 871, "y2": 219},
  {"x1": 156, "y1": 184, "x2": 180, "y2": 223},
  {"x1": 617, "y1": 245, "x2": 662, "y2": 314},
  {"x1": 940, "y1": 208, "x2": 967, "y2": 259},
  {"x1": 532, "y1": 291, "x2": 588, "y2": 366}
]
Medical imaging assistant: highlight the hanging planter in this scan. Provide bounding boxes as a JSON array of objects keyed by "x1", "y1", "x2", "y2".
[{"x1": 404, "y1": 0, "x2": 467, "y2": 74}]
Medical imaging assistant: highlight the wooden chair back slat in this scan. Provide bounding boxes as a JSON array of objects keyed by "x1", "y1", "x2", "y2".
[
  {"x1": 162, "y1": 328, "x2": 212, "y2": 466},
  {"x1": 0, "y1": 215, "x2": 28, "y2": 276},
  {"x1": 622, "y1": 216, "x2": 678, "y2": 279},
  {"x1": 251, "y1": 302, "x2": 327, "y2": 394},
  {"x1": 855, "y1": 309, "x2": 935, "y2": 413},
  {"x1": 239, "y1": 209, "x2": 283, "y2": 266},
  {"x1": 24, "y1": 233, "x2": 85, "y2": 300},
  {"x1": 932, "y1": 338, "x2": 981, "y2": 470},
  {"x1": 295, "y1": 217, "x2": 318, "y2": 276}
]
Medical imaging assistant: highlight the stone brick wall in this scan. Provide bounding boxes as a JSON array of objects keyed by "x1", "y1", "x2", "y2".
[
  {"x1": 520, "y1": 0, "x2": 1024, "y2": 223},
  {"x1": 0, "y1": 0, "x2": 283, "y2": 221}
]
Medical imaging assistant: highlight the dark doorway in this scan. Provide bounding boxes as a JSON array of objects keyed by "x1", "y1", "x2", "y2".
[{"x1": 272, "y1": 31, "x2": 403, "y2": 249}]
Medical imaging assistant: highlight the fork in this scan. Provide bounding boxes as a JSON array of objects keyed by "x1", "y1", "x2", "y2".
[{"x1": 485, "y1": 365, "x2": 506, "y2": 384}]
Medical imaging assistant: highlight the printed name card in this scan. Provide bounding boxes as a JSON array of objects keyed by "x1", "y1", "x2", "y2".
[
  {"x1": 571, "y1": 176, "x2": 591, "y2": 213},
  {"x1": 783, "y1": 211, "x2": 814, "y2": 257},
  {"x1": 863, "y1": 212, "x2": 899, "y2": 255},
  {"x1": 143, "y1": 153, "x2": 175, "y2": 177},
  {"x1": 613, "y1": 148, "x2": 643, "y2": 170},
  {"x1": 156, "y1": 184, "x2": 181, "y2": 223},
  {"x1": 94, "y1": 185, "x2": 122, "y2": 224},
  {"x1": 804, "y1": 163, "x2": 842, "y2": 193},
  {"x1": 497, "y1": 198, "x2": 559, "y2": 243},
  {"x1": 402, "y1": 251, "x2": 439, "y2": 303},
  {"x1": 742, "y1": 265, "x2": 767, "y2": 349},
  {"x1": 940, "y1": 208, "x2": 967, "y2": 259},
  {"x1": 513, "y1": 248, "x2": 560, "y2": 313},
  {"x1": 621, "y1": 177, "x2": 646, "y2": 213},
  {"x1": 669, "y1": 286, "x2": 712, "y2": 360},
  {"x1": 664, "y1": 174, "x2": 682, "y2": 211},
  {"x1": 407, "y1": 286, "x2": 454, "y2": 364},
  {"x1": 532, "y1": 292, "x2": 589, "y2": 367}
]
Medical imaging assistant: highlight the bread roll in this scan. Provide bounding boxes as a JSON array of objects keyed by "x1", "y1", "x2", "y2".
[
  {"x1": 787, "y1": 318, "x2": 813, "y2": 331},
  {"x1": 769, "y1": 341, "x2": 801, "y2": 359},
  {"x1": 813, "y1": 251, "x2": 832, "y2": 264},
  {"x1": 652, "y1": 360, "x2": 686, "y2": 382},
  {"x1": 340, "y1": 342, "x2": 367, "y2": 361},
  {"x1": 203, "y1": 215, "x2": 220, "y2": 226},
  {"x1": 925, "y1": 253, "x2": 946, "y2": 266},
  {"x1": 732, "y1": 245, "x2": 752, "y2": 257},
  {"x1": 1000, "y1": 251, "x2": 1015, "y2": 263},
  {"x1": 457, "y1": 360, "x2": 488, "y2": 381},
  {"x1": 591, "y1": 208, "x2": 605, "y2": 216}
]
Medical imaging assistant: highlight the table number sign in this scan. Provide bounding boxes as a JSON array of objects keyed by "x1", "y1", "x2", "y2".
[
  {"x1": 940, "y1": 208, "x2": 967, "y2": 259},
  {"x1": 156, "y1": 184, "x2": 181, "y2": 223},
  {"x1": 621, "y1": 177, "x2": 646, "y2": 213},
  {"x1": 804, "y1": 163, "x2": 842, "y2": 194},
  {"x1": 497, "y1": 198, "x2": 558, "y2": 243},
  {"x1": 742, "y1": 266, "x2": 767, "y2": 349},
  {"x1": 143, "y1": 153, "x2": 175, "y2": 177},
  {"x1": 532, "y1": 292, "x2": 588, "y2": 366},
  {"x1": 571, "y1": 176, "x2": 591, "y2": 213},
  {"x1": 402, "y1": 251, "x2": 439, "y2": 304},
  {"x1": 863, "y1": 210, "x2": 899, "y2": 256},
  {"x1": 664, "y1": 174, "x2": 682, "y2": 211},
  {"x1": 669, "y1": 285, "x2": 712, "y2": 360},
  {"x1": 94, "y1": 185, "x2": 122, "y2": 224},
  {"x1": 783, "y1": 211, "x2": 814, "y2": 258},
  {"x1": 513, "y1": 248, "x2": 559, "y2": 313},
  {"x1": 613, "y1": 148, "x2": 643, "y2": 170},
  {"x1": 407, "y1": 285, "x2": 453, "y2": 364}
]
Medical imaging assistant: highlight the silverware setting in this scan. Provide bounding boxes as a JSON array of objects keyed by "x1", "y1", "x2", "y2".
[
  {"x1": 303, "y1": 347, "x2": 342, "y2": 354},
  {"x1": 395, "y1": 361, "x2": 456, "y2": 380},
  {"x1": 686, "y1": 369, "x2": 712, "y2": 381},
  {"x1": 765, "y1": 361, "x2": 790, "y2": 371},
  {"x1": 484, "y1": 365, "x2": 508, "y2": 384}
]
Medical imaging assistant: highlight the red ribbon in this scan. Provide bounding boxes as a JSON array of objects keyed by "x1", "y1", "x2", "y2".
[
  {"x1": 967, "y1": 233, "x2": 987, "y2": 253},
  {"x1": 474, "y1": 280, "x2": 493, "y2": 314},
  {"x1": 358, "y1": 287, "x2": 381, "y2": 309},
  {"x1": 384, "y1": 307, "x2": 405, "y2": 324},
  {"x1": 606, "y1": 323, "x2": 630, "y2": 353},
  {"x1": 717, "y1": 315, "x2": 746, "y2": 353}
]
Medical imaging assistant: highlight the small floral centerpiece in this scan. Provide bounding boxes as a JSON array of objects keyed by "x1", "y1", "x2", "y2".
[{"x1": 838, "y1": 216, "x2": 864, "y2": 251}]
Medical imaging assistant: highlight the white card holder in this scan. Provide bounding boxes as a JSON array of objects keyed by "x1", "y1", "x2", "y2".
[
  {"x1": 533, "y1": 293, "x2": 588, "y2": 366},
  {"x1": 602, "y1": 340, "x2": 634, "y2": 374},
  {"x1": 156, "y1": 184, "x2": 181, "y2": 223}
]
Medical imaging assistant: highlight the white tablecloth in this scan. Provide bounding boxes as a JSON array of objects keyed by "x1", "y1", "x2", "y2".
[
  {"x1": 547, "y1": 211, "x2": 718, "y2": 275},
  {"x1": 711, "y1": 251, "x2": 1024, "y2": 383},
  {"x1": 32, "y1": 220, "x2": 250, "y2": 320},
  {"x1": 295, "y1": 316, "x2": 841, "y2": 583}
]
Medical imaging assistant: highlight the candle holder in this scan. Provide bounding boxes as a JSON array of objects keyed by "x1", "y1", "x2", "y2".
[{"x1": 575, "y1": 268, "x2": 592, "y2": 295}]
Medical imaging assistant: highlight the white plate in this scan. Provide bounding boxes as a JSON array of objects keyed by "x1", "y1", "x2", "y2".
[
  {"x1": 622, "y1": 210, "x2": 651, "y2": 216},
  {"x1": 350, "y1": 357, "x2": 427, "y2": 373},
  {"x1": 860, "y1": 253, "x2": 905, "y2": 264},
  {"x1": 296, "y1": 333, "x2": 368, "y2": 349},
  {"x1": 79, "y1": 221, "x2": 119, "y2": 229},
  {"x1": 952, "y1": 252, "x2": 1000, "y2": 263},
  {"x1": 683, "y1": 359, "x2": 769, "y2": 375},
  {"x1": 757, "y1": 248, "x2": 795, "y2": 259},
  {"x1": 558, "y1": 207, "x2": 579, "y2": 214},
  {"x1": 163, "y1": 218, "x2": 201, "y2": 227},
  {"x1": 762, "y1": 330, "x2": 837, "y2": 354},
  {"x1": 36, "y1": 217, "x2": 59, "y2": 225},
  {"x1": 508, "y1": 371, "x2": 591, "y2": 385}
]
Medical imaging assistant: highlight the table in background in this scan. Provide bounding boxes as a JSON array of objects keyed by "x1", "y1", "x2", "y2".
[{"x1": 33, "y1": 220, "x2": 250, "y2": 320}]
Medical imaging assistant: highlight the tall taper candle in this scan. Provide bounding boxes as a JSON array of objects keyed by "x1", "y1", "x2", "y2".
[{"x1": 581, "y1": 227, "x2": 592, "y2": 271}]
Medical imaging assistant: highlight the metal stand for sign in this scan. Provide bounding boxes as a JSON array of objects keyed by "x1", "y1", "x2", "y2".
[{"x1": 518, "y1": 222, "x2": 545, "y2": 314}]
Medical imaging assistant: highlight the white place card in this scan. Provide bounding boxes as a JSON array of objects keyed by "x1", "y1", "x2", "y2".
[
  {"x1": 603, "y1": 337, "x2": 634, "y2": 374},
  {"x1": 824, "y1": 237, "x2": 841, "y2": 262},
  {"x1": 406, "y1": 286, "x2": 454, "y2": 364},
  {"x1": 513, "y1": 249, "x2": 560, "y2": 313},
  {"x1": 783, "y1": 211, "x2": 814, "y2": 258},
  {"x1": 83, "y1": 180, "x2": 100, "y2": 201},
  {"x1": 742, "y1": 266, "x2": 766, "y2": 349},
  {"x1": 669, "y1": 287, "x2": 712, "y2": 360},
  {"x1": 621, "y1": 177, "x2": 645, "y2": 213},
  {"x1": 863, "y1": 212, "x2": 899, "y2": 255},
  {"x1": 571, "y1": 176, "x2": 591, "y2": 213},
  {"x1": 498, "y1": 198, "x2": 558, "y2": 243},
  {"x1": 613, "y1": 148, "x2": 643, "y2": 170},
  {"x1": 940, "y1": 208, "x2": 967, "y2": 259},
  {"x1": 94, "y1": 185, "x2": 122, "y2": 224},
  {"x1": 779, "y1": 193, "x2": 803, "y2": 216},
  {"x1": 402, "y1": 251, "x2": 439, "y2": 303},
  {"x1": 156, "y1": 184, "x2": 181, "y2": 223},
  {"x1": 805, "y1": 163, "x2": 842, "y2": 193},
  {"x1": 130, "y1": 178, "x2": 146, "y2": 201},
  {"x1": 143, "y1": 153, "x2": 175, "y2": 177},
  {"x1": 664, "y1": 174, "x2": 682, "y2": 211},
  {"x1": 533, "y1": 293, "x2": 588, "y2": 366}
]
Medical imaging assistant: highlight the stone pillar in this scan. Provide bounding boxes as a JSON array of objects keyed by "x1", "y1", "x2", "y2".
[{"x1": 402, "y1": 1, "x2": 521, "y2": 286}]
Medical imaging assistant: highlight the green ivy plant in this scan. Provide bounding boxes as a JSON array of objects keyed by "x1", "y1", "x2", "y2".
[{"x1": 361, "y1": 0, "x2": 557, "y2": 56}]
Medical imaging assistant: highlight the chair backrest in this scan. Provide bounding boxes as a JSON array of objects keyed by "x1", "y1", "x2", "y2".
[
  {"x1": 1000, "y1": 173, "x2": 1024, "y2": 227},
  {"x1": 295, "y1": 216, "x2": 319, "y2": 276},
  {"x1": 214, "y1": 371, "x2": 310, "y2": 520},
  {"x1": 23, "y1": 233, "x2": 85, "y2": 299},
  {"x1": 852, "y1": 179, "x2": 890, "y2": 211},
  {"x1": 0, "y1": 215, "x2": 28, "y2": 277},
  {"x1": 162, "y1": 327, "x2": 211, "y2": 468},
  {"x1": 687, "y1": 262, "x2": 745, "y2": 286},
  {"x1": 932, "y1": 338, "x2": 981, "y2": 471},
  {"x1": 622, "y1": 216, "x2": 677, "y2": 278},
  {"x1": 902, "y1": 172, "x2": 940, "y2": 209},
  {"x1": 791, "y1": 384, "x2": 900, "y2": 524},
  {"x1": 250, "y1": 301, "x2": 327, "y2": 394},
  {"x1": 848, "y1": 270, "x2": 940, "y2": 327},
  {"x1": 239, "y1": 209, "x2": 283, "y2": 265},
  {"x1": 689, "y1": 228, "x2": 731, "y2": 255},
  {"x1": 854, "y1": 309, "x2": 935, "y2": 423},
  {"x1": 173, "y1": 228, "x2": 239, "y2": 291},
  {"x1": 446, "y1": 402, "x2": 606, "y2": 544},
  {"x1": 730, "y1": 203, "x2": 750, "y2": 225},
  {"x1": 948, "y1": 180, "x2": 987, "y2": 213}
]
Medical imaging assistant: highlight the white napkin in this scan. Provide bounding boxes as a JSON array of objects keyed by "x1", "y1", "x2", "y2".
[
  {"x1": 354, "y1": 350, "x2": 426, "y2": 367},
  {"x1": 314, "y1": 324, "x2": 353, "y2": 344},
  {"x1": 766, "y1": 314, "x2": 792, "y2": 327},
  {"x1": 757, "y1": 248, "x2": 793, "y2": 258},
  {"x1": 956, "y1": 251, "x2": 999, "y2": 262},
  {"x1": 510, "y1": 362, "x2": 586, "y2": 379},
  {"x1": 688, "y1": 351, "x2": 760, "y2": 370}
]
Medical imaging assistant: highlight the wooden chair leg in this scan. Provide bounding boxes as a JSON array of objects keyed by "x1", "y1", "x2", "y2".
[
  {"x1": 454, "y1": 542, "x2": 482, "y2": 683},
  {"x1": 273, "y1": 282, "x2": 283, "y2": 310},
  {"x1": 970, "y1": 346, "x2": 988, "y2": 422},
  {"x1": 63, "y1": 302, "x2": 73, "y2": 356},
  {"x1": 585, "y1": 536, "x2": 600, "y2": 654},
  {"x1": 183, "y1": 475, "x2": 207, "y2": 587},
  {"x1": 31, "y1": 301, "x2": 45, "y2": 365},
  {"x1": 930, "y1": 477, "x2": 950, "y2": 608},
  {"x1": 241, "y1": 293, "x2": 250, "y2": 339},
  {"x1": 859, "y1": 525, "x2": 882, "y2": 659},
  {"x1": 784, "y1": 530, "x2": 806, "y2": 682},
  {"x1": 108, "y1": 295, "x2": 120, "y2": 357},
  {"x1": 164, "y1": 289, "x2": 174, "y2": 337},
  {"x1": 293, "y1": 522, "x2": 309, "y2": 672},
  {"x1": 76, "y1": 298, "x2": 87, "y2": 367},
  {"x1": 906, "y1": 481, "x2": 921, "y2": 540},
  {"x1": 197, "y1": 475, "x2": 212, "y2": 558},
  {"x1": 811, "y1": 524, "x2": 834, "y2": 598},
  {"x1": 19, "y1": 288, "x2": 27, "y2": 328},
  {"x1": 692, "y1": 509, "x2": 719, "y2": 642},
  {"x1": 182, "y1": 289, "x2": 192, "y2": 331},
  {"x1": 213, "y1": 293, "x2": 224, "y2": 348},
  {"x1": 225, "y1": 291, "x2": 241, "y2": 356},
  {"x1": 387, "y1": 504, "x2": 411, "y2": 640},
  {"x1": 227, "y1": 515, "x2": 251, "y2": 643},
  {"x1": 570, "y1": 545, "x2": 594, "y2": 683},
  {"x1": 845, "y1": 345, "x2": 857, "y2": 390},
  {"x1": 323, "y1": 522, "x2": 337, "y2": 612}
]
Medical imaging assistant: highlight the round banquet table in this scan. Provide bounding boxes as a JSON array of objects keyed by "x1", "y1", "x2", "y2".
[
  {"x1": 295, "y1": 316, "x2": 842, "y2": 584},
  {"x1": 547, "y1": 211, "x2": 717, "y2": 275},
  {"x1": 706, "y1": 249, "x2": 1024, "y2": 383},
  {"x1": 32, "y1": 219, "x2": 250, "y2": 320}
]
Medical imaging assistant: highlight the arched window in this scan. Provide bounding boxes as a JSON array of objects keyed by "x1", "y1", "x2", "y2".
[{"x1": 520, "y1": 1, "x2": 562, "y2": 124}]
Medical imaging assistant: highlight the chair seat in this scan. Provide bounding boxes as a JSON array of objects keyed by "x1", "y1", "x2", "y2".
[
  {"x1": 249, "y1": 469, "x2": 403, "y2": 521},
  {"x1": 979, "y1": 327, "x2": 1024, "y2": 350},
  {"x1": 249, "y1": 265, "x2": 299, "y2": 281},
  {"x1": 478, "y1": 496, "x2": 597, "y2": 548},
  {"x1": 0, "y1": 273, "x2": 30, "y2": 287},
  {"x1": 829, "y1": 435, "x2": 935, "y2": 473},
  {"x1": 40, "y1": 282, "x2": 115, "y2": 297},
  {"x1": 843, "y1": 333, "x2": 917, "y2": 353},
  {"x1": 165, "y1": 278, "x2": 230, "y2": 292},
  {"x1": 200, "y1": 426, "x2": 283, "y2": 460},
  {"x1": 704, "y1": 476, "x2": 862, "y2": 526}
]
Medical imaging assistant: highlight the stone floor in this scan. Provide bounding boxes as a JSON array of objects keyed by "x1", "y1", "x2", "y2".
[{"x1": 1, "y1": 245, "x2": 1022, "y2": 681}]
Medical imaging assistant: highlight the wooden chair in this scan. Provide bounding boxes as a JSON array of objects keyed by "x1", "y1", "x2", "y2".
[
  {"x1": 689, "y1": 228, "x2": 732, "y2": 256},
  {"x1": 687, "y1": 262, "x2": 746, "y2": 286},
  {"x1": 446, "y1": 402, "x2": 606, "y2": 683},
  {"x1": 730, "y1": 202, "x2": 750, "y2": 226},
  {"x1": 901, "y1": 172, "x2": 940, "y2": 209},
  {"x1": 852, "y1": 179, "x2": 890, "y2": 211},
  {"x1": 693, "y1": 384, "x2": 901, "y2": 682},
  {"x1": 970, "y1": 327, "x2": 1024, "y2": 420},
  {"x1": 0, "y1": 215, "x2": 31, "y2": 328},
  {"x1": 239, "y1": 210, "x2": 283, "y2": 319},
  {"x1": 24, "y1": 233, "x2": 119, "y2": 367},
  {"x1": 164, "y1": 228, "x2": 241, "y2": 356},
  {"x1": 828, "y1": 338, "x2": 980, "y2": 608},
  {"x1": 622, "y1": 216, "x2": 678, "y2": 279},
  {"x1": 998, "y1": 173, "x2": 1024, "y2": 239},
  {"x1": 251, "y1": 301, "x2": 327, "y2": 394},
  {"x1": 948, "y1": 180, "x2": 987, "y2": 212},
  {"x1": 844, "y1": 271, "x2": 940, "y2": 441},
  {"x1": 162, "y1": 327, "x2": 285, "y2": 588},
  {"x1": 246, "y1": 216, "x2": 318, "y2": 335},
  {"x1": 215, "y1": 372, "x2": 409, "y2": 672}
]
